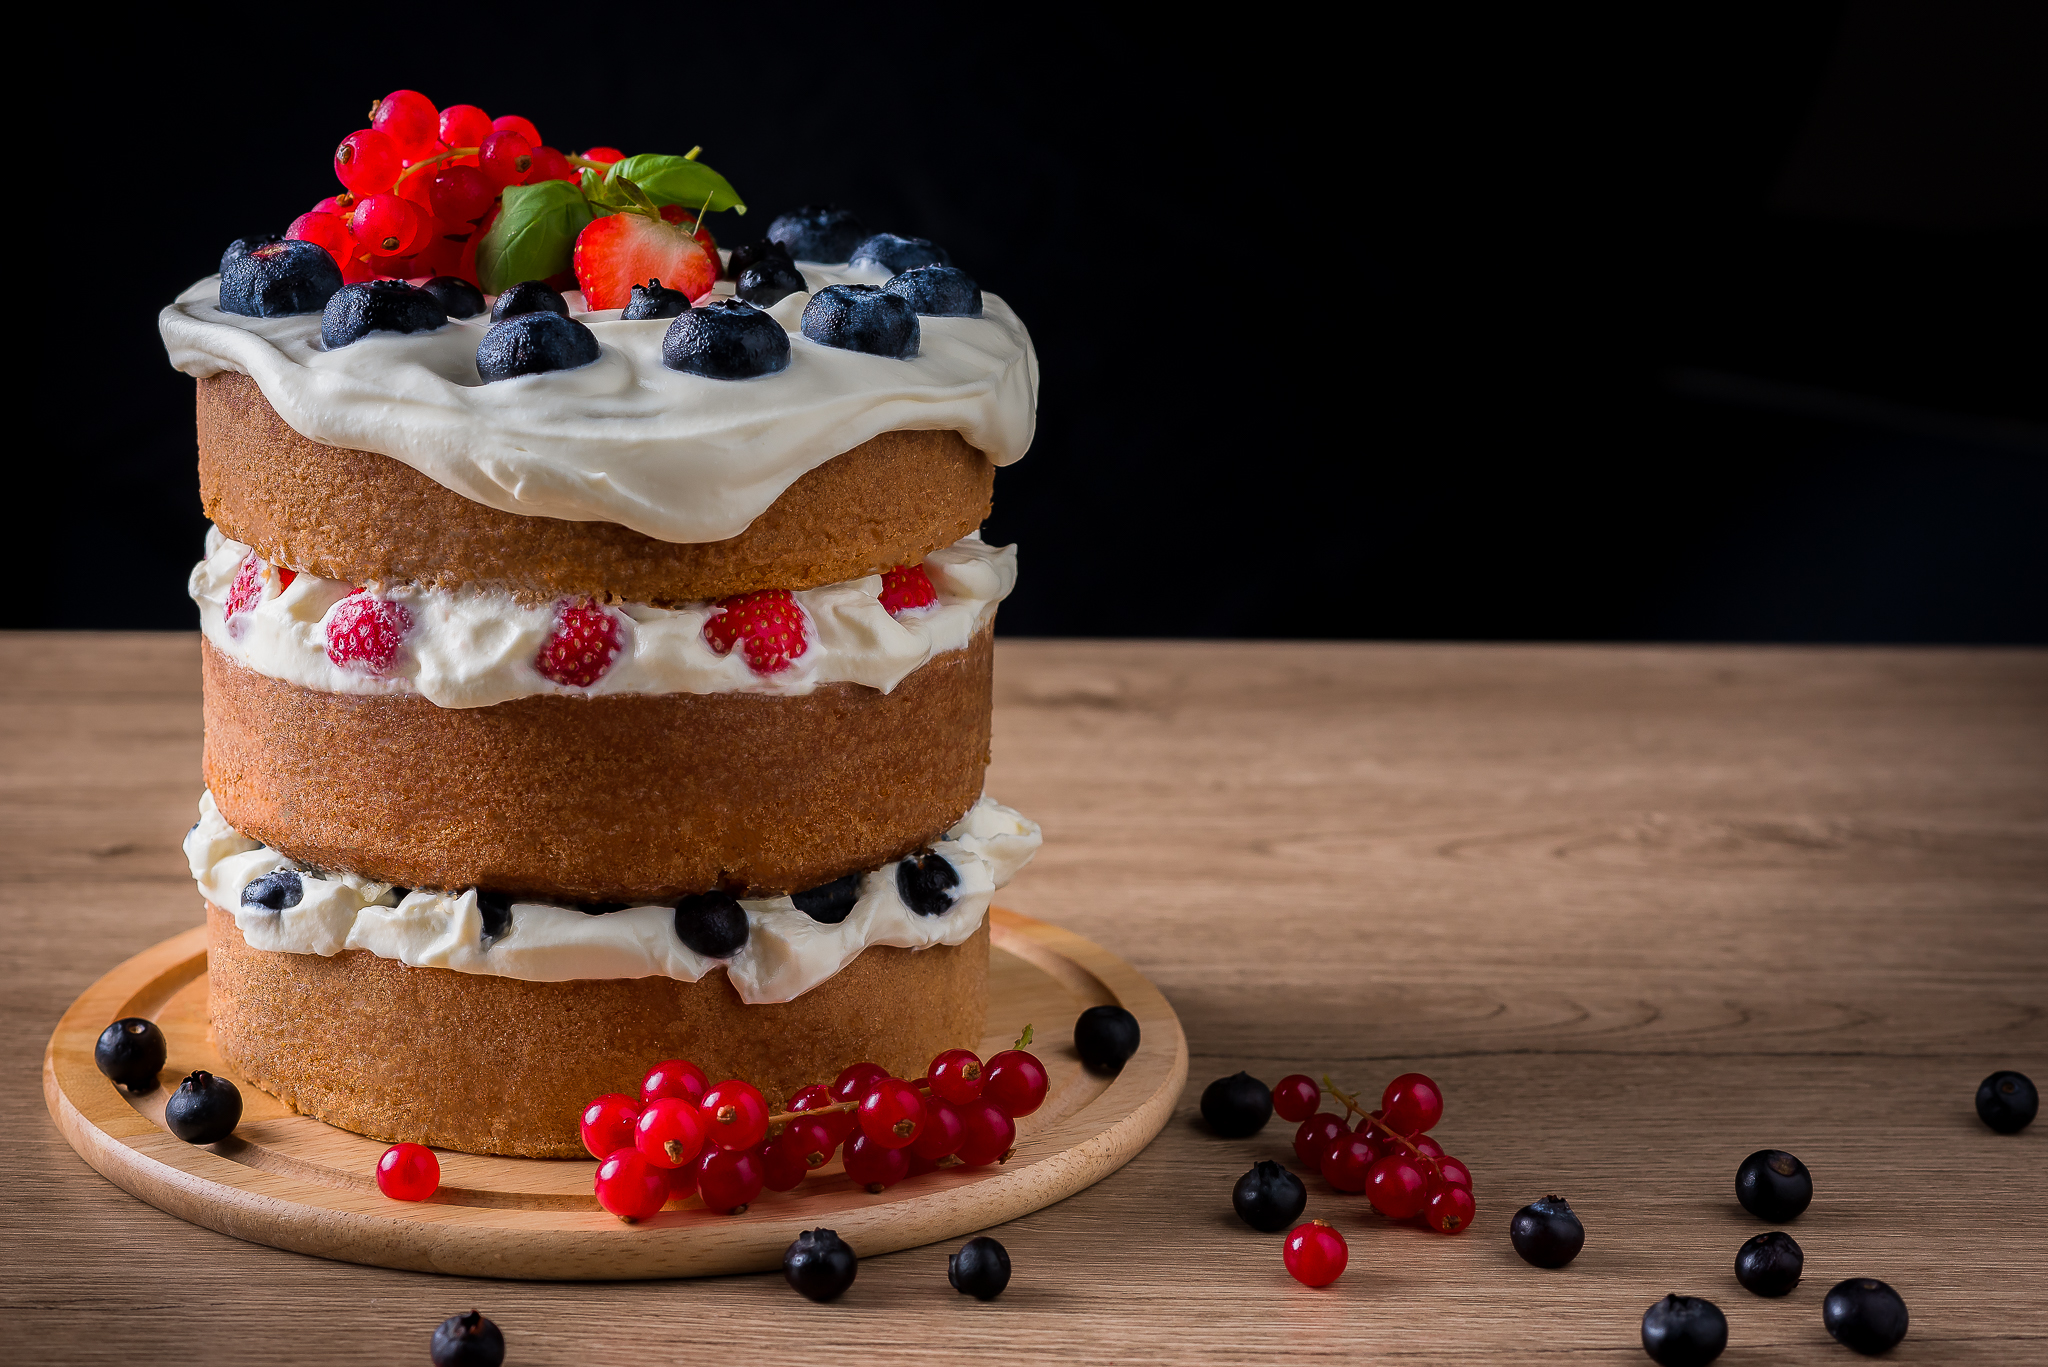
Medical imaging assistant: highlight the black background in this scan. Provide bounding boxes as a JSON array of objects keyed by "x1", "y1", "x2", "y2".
[{"x1": 24, "y1": 2, "x2": 2046, "y2": 641}]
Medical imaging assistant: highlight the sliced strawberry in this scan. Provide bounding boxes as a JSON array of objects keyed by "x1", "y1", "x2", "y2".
[
  {"x1": 574, "y1": 210, "x2": 718, "y2": 309},
  {"x1": 659, "y1": 204, "x2": 718, "y2": 259},
  {"x1": 879, "y1": 564, "x2": 938, "y2": 616}
]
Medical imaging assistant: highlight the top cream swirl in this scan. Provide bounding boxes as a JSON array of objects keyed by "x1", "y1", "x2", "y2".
[{"x1": 157, "y1": 261, "x2": 1037, "y2": 543}]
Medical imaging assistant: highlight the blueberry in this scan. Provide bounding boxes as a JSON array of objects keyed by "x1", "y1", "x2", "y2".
[
  {"x1": 728, "y1": 237, "x2": 795, "y2": 278},
  {"x1": 94, "y1": 1017, "x2": 167, "y2": 1093},
  {"x1": 849, "y1": 232, "x2": 952, "y2": 274},
  {"x1": 321, "y1": 280, "x2": 449, "y2": 348},
  {"x1": 578, "y1": 901, "x2": 629, "y2": 916},
  {"x1": 766, "y1": 205, "x2": 868, "y2": 263},
  {"x1": 490, "y1": 279, "x2": 569, "y2": 322},
  {"x1": 218, "y1": 239, "x2": 343, "y2": 317},
  {"x1": 736, "y1": 256, "x2": 808, "y2": 307},
  {"x1": 1734, "y1": 1230, "x2": 1803, "y2": 1297},
  {"x1": 1735, "y1": 1149, "x2": 1812, "y2": 1222},
  {"x1": 220, "y1": 234, "x2": 282, "y2": 271},
  {"x1": 947, "y1": 1236, "x2": 1011, "y2": 1300},
  {"x1": 782, "y1": 1227, "x2": 858, "y2": 1302},
  {"x1": 661, "y1": 299, "x2": 791, "y2": 379},
  {"x1": 896, "y1": 851, "x2": 959, "y2": 916},
  {"x1": 1975, "y1": 1069, "x2": 2038, "y2": 1133},
  {"x1": 800, "y1": 285, "x2": 918, "y2": 359},
  {"x1": 621, "y1": 278, "x2": 692, "y2": 320},
  {"x1": 792, "y1": 872, "x2": 862, "y2": 924},
  {"x1": 476, "y1": 312, "x2": 602, "y2": 382},
  {"x1": 1822, "y1": 1277, "x2": 1909, "y2": 1356},
  {"x1": 1640, "y1": 1294, "x2": 1727, "y2": 1367},
  {"x1": 1073, "y1": 1004, "x2": 1141, "y2": 1074},
  {"x1": 241, "y1": 869, "x2": 303, "y2": 911},
  {"x1": 1232, "y1": 1159, "x2": 1306, "y2": 1232},
  {"x1": 884, "y1": 265, "x2": 982, "y2": 317},
  {"x1": 419, "y1": 275, "x2": 486, "y2": 318},
  {"x1": 476, "y1": 891, "x2": 512, "y2": 948},
  {"x1": 1199, "y1": 1071, "x2": 1272, "y2": 1137},
  {"x1": 1509, "y1": 1194, "x2": 1586, "y2": 1268},
  {"x1": 674, "y1": 892, "x2": 749, "y2": 957},
  {"x1": 164, "y1": 1070, "x2": 242, "y2": 1144},
  {"x1": 429, "y1": 1310, "x2": 505, "y2": 1367}
]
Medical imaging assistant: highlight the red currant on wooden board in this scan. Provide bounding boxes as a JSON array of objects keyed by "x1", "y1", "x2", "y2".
[
  {"x1": 376, "y1": 1143, "x2": 440, "y2": 1202},
  {"x1": 593, "y1": 1148, "x2": 668, "y2": 1222}
]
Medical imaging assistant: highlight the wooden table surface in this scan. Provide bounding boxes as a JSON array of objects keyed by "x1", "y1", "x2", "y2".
[{"x1": 3, "y1": 635, "x2": 2044, "y2": 1364}]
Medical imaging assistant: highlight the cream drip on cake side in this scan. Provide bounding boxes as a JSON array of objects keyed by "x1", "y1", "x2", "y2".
[
  {"x1": 159, "y1": 260, "x2": 1037, "y2": 544},
  {"x1": 192, "y1": 527, "x2": 1015, "y2": 706},
  {"x1": 187, "y1": 790, "x2": 1039, "y2": 1003}
]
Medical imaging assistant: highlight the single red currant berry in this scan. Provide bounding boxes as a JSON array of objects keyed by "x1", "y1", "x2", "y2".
[
  {"x1": 842, "y1": 1131, "x2": 911, "y2": 1192},
  {"x1": 1410, "y1": 1134, "x2": 1446, "y2": 1162},
  {"x1": 761, "y1": 1139, "x2": 807, "y2": 1192},
  {"x1": 954, "y1": 1101, "x2": 1016, "y2": 1167},
  {"x1": 1435, "y1": 1156, "x2": 1474, "y2": 1191},
  {"x1": 1283, "y1": 1220, "x2": 1348, "y2": 1287},
  {"x1": 325, "y1": 592, "x2": 412, "y2": 672},
  {"x1": 491, "y1": 113, "x2": 543, "y2": 145},
  {"x1": 370, "y1": 89, "x2": 440, "y2": 158},
  {"x1": 1365, "y1": 1154, "x2": 1429, "y2": 1219},
  {"x1": 982, "y1": 1050, "x2": 1049, "y2": 1118},
  {"x1": 535, "y1": 598, "x2": 624, "y2": 687},
  {"x1": 581, "y1": 145, "x2": 626, "y2": 165},
  {"x1": 1380, "y1": 1072, "x2": 1444, "y2": 1135},
  {"x1": 909, "y1": 1097, "x2": 966, "y2": 1162},
  {"x1": 579, "y1": 1092, "x2": 641, "y2": 1161},
  {"x1": 879, "y1": 564, "x2": 938, "y2": 615},
  {"x1": 312, "y1": 192, "x2": 356, "y2": 217},
  {"x1": 1319, "y1": 1134, "x2": 1377, "y2": 1193},
  {"x1": 695, "y1": 1144, "x2": 765, "y2": 1213},
  {"x1": 1271, "y1": 1074, "x2": 1322, "y2": 1124},
  {"x1": 699, "y1": 1079, "x2": 769, "y2": 1151},
  {"x1": 438, "y1": 104, "x2": 493, "y2": 151},
  {"x1": 926, "y1": 1048, "x2": 985, "y2": 1105},
  {"x1": 334, "y1": 129, "x2": 400, "y2": 196},
  {"x1": 1293, "y1": 1113, "x2": 1349, "y2": 1169},
  {"x1": 777, "y1": 1116, "x2": 839, "y2": 1170},
  {"x1": 525, "y1": 145, "x2": 576, "y2": 184},
  {"x1": 428, "y1": 164, "x2": 496, "y2": 226},
  {"x1": 595, "y1": 1147, "x2": 670, "y2": 1222},
  {"x1": 640, "y1": 1058, "x2": 709, "y2": 1106},
  {"x1": 350, "y1": 193, "x2": 429, "y2": 257},
  {"x1": 634, "y1": 1096, "x2": 707, "y2": 1170},
  {"x1": 666, "y1": 1158, "x2": 698, "y2": 1201},
  {"x1": 1425, "y1": 1182, "x2": 1476, "y2": 1234},
  {"x1": 858, "y1": 1078, "x2": 927, "y2": 1149},
  {"x1": 479, "y1": 130, "x2": 535, "y2": 188},
  {"x1": 375, "y1": 1142, "x2": 439, "y2": 1201},
  {"x1": 790, "y1": 1083, "x2": 856, "y2": 1145},
  {"x1": 286, "y1": 211, "x2": 353, "y2": 271},
  {"x1": 830, "y1": 1061, "x2": 889, "y2": 1105}
]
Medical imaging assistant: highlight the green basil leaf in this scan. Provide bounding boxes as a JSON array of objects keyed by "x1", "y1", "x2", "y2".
[
  {"x1": 604, "y1": 154, "x2": 746, "y2": 216},
  {"x1": 476, "y1": 180, "x2": 595, "y2": 295}
]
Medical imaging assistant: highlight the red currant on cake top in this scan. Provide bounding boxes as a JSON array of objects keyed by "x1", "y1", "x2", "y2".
[
  {"x1": 857, "y1": 1077, "x2": 927, "y2": 1148},
  {"x1": 633, "y1": 1097, "x2": 707, "y2": 1170},
  {"x1": 581, "y1": 146, "x2": 626, "y2": 166},
  {"x1": 535, "y1": 599, "x2": 623, "y2": 687},
  {"x1": 376, "y1": 1143, "x2": 440, "y2": 1202},
  {"x1": 478, "y1": 130, "x2": 536, "y2": 188},
  {"x1": 325, "y1": 592, "x2": 412, "y2": 672},
  {"x1": 438, "y1": 104, "x2": 493, "y2": 151},
  {"x1": 428, "y1": 165, "x2": 495, "y2": 227},
  {"x1": 491, "y1": 113, "x2": 543, "y2": 145},
  {"x1": 1380, "y1": 1072, "x2": 1444, "y2": 1135},
  {"x1": 370, "y1": 89, "x2": 441, "y2": 159},
  {"x1": 699, "y1": 1079, "x2": 769, "y2": 1151},
  {"x1": 926, "y1": 1048, "x2": 985, "y2": 1104},
  {"x1": 1283, "y1": 1220, "x2": 1348, "y2": 1287},
  {"x1": 580, "y1": 1093, "x2": 641, "y2": 1161},
  {"x1": 641, "y1": 1059, "x2": 709, "y2": 1107},
  {"x1": 350, "y1": 194, "x2": 429, "y2": 257},
  {"x1": 1272, "y1": 1074, "x2": 1322, "y2": 1124},
  {"x1": 287, "y1": 211, "x2": 353, "y2": 271},
  {"x1": 983, "y1": 1049, "x2": 1048, "y2": 1118},
  {"x1": 879, "y1": 564, "x2": 937, "y2": 616},
  {"x1": 697, "y1": 1144, "x2": 766, "y2": 1213},
  {"x1": 334, "y1": 129, "x2": 401, "y2": 195},
  {"x1": 594, "y1": 1147, "x2": 669, "y2": 1222},
  {"x1": 703, "y1": 589, "x2": 808, "y2": 675}
]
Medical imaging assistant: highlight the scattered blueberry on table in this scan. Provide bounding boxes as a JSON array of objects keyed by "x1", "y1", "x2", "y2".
[
  {"x1": 1733, "y1": 1230, "x2": 1803, "y2": 1297},
  {"x1": 1640, "y1": 1294, "x2": 1727, "y2": 1365},
  {"x1": 1975, "y1": 1069, "x2": 2037, "y2": 1133},
  {"x1": 783, "y1": 1228, "x2": 859, "y2": 1302},
  {"x1": 1823, "y1": 1278, "x2": 1910, "y2": 1355},
  {"x1": 1199, "y1": 1071, "x2": 1273, "y2": 1137},
  {"x1": 429, "y1": 1310, "x2": 505, "y2": 1367},
  {"x1": 1510, "y1": 1194, "x2": 1586, "y2": 1268},
  {"x1": 1735, "y1": 1149, "x2": 1812, "y2": 1221},
  {"x1": 948, "y1": 1236, "x2": 1012, "y2": 1300},
  {"x1": 1232, "y1": 1159, "x2": 1307, "y2": 1232}
]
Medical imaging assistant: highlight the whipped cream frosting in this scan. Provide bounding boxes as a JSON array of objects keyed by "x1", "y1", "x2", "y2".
[
  {"x1": 193, "y1": 526, "x2": 1014, "y2": 706},
  {"x1": 187, "y1": 790, "x2": 1040, "y2": 1003},
  {"x1": 159, "y1": 260, "x2": 1037, "y2": 544}
]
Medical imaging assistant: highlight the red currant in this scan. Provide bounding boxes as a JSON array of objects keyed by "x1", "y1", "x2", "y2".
[
  {"x1": 983, "y1": 1050, "x2": 1049, "y2": 1118},
  {"x1": 696, "y1": 1144, "x2": 765, "y2": 1213},
  {"x1": 761, "y1": 1140, "x2": 807, "y2": 1192},
  {"x1": 1365, "y1": 1154, "x2": 1429, "y2": 1219},
  {"x1": 333, "y1": 129, "x2": 400, "y2": 196},
  {"x1": 350, "y1": 193, "x2": 428, "y2": 257},
  {"x1": 312, "y1": 192, "x2": 356, "y2": 217},
  {"x1": 909, "y1": 1097, "x2": 965, "y2": 1161},
  {"x1": 428, "y1": 164, "x2": 496, "y2": 226},
  {"x1": 700, "y1": 1079, "x2": 769, "y2": 1151},
  {"x1": 491, "y1": 113, "x2": 543, "y2": 145},
  {"x1": 375, "y1": 1142, "x2": 439, "y2": 1201},
  {"x1": 1435, "y1": 1155, "x2": 1474, "y2": 1191},
  {"x1": 1410, "y1": 1134, "x2": 1446, "y2": 1162},
  {"x1": 286, "y1": 211, "x2": 352, "y2": 270},
  {"x1": 842, "y1": 1131, "x2": 911, "y2": 1192},
  {"x1": 1425, "y1": 1182, "x2": 1475, "y2": 1233},
  {"x1": 790, "y1": 1083, "x2": 855, "y2": 1145},
  {"x1": 776, "y1": 1116, "x2": 839, "y2": 1170},
  {"x1": 1381, "y1": 1073, "x2": 1444, "y2": 1134},
  {"x1": 666, "y1": 1159, "x2": 698, "y2": 1201},
  {"x1": 1283, "y1": 1220, "x2": 1348, "y2": 1287},
  {"x1": 858, "y1": 1078, "x2": 927, "y2": 1149},
  {"x1": 526, "y1": 145, "x2": 576, "y2": 185},
  {"x1": 926, "y1": 1048, "x2": 985, "y2": 1105},
  {"x1": 438, "y1": 104, "x2": 493, "y2": 151},
  {"x1": 954, "y1": 1101, "x2": 1016, "y2": 1167},
  {"x1": 478, "y1": 130, "x2": 535, "y2": 188},
  {"x1": 634, "y1": 1096, "x2": 706, "y2": 1170},
  {"x1": 581, "y1": 145, "x2": 626, "y2": 165},
  {"x1": 1294, "y1": 1113, "x2": 1349, "y2": 1169},
  {"x1": 830, "y1": 1061, "x2": 889, "y2": 1105},
  {"x1": 1320, "y1": 1134, "x2": 1377, "y2": 1193},
  {"x1": 370, "y1": 89, "x2": 440, "y2": 158},
  {"x1": 594, "y1": 1147, "x2": 669, "y2": 1222},
  {"x1": 1272, "y1": 1074, "x2": 1322, "y2": 1124},
  {"x1": 579, "y1": 1092, "x2": 640, "y2": 1161},
  {"x1": 641, "y1": 1058, "x2": 709, "y2": 1106}
]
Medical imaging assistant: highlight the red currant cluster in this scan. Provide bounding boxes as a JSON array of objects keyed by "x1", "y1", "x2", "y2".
[
  {"x1": 1282, "y1": 1070, "x2": 1475, "y2": 1244},
  {"x1": 576, "y1": 1031, "x2": 1051, "y2": 1222},
  {"x1": 289, "y1": 89, "x2": 617, "y2": 288}
]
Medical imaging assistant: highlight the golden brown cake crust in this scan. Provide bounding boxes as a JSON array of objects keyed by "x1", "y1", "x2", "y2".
[
  {"x1": 196, "y1": 371, "x2": 997, "y2": 602},
  {"x1": 206, "y1": 904, "x2": 989, "y2": 1158},
  {"x1": 201, "y1": 628, "x2": 995, "y2": 902}
]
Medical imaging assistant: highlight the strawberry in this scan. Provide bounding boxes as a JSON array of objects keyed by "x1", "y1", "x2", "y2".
[
  {"x1": 326, "y1": 591, "x2": 412, "y2": 672},
  {"x1": 659, "y1": 204, "x2": 718, "y2": 259},
  {"x1": 574, "y1": 209, "x2": 718, "y2": 310},
  {"x1": 703, "y1": 590, "x2": 808, "y2": 675},
  {"x1": 535, "y1": 599, "x2": 624, "y2": 687},
  {"x1": 879, "y1": 564, "x2": 938, "y2": 616},
  {"x1": 225, "y1": 554, "x2": 265, "y2": 619}
]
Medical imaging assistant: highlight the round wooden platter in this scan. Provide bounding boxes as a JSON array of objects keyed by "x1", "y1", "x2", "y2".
[{"x1": 43, "y1": 907, "x2": 1186, "y2": 1281}]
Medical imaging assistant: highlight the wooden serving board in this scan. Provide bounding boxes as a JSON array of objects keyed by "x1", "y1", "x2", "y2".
[{"x1": 42, "y1": 907, "x2": 1186, "y2": 1281}]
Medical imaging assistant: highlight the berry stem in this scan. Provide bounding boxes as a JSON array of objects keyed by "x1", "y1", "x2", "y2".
[
  {"x1": 393, "y1": 147, "x2": 482, "y2": 191},
  {"x1": 1320, "y1": 1073, "x2": 1447, "y2": 1183}
]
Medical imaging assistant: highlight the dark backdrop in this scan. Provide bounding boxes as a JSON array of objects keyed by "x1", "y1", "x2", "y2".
[{"x1": 24, "y1": 2, "x2": 2046, "y2": 640}]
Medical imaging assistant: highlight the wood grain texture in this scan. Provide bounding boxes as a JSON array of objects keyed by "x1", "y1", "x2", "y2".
[{"x1": 3, "y1": 634, "x2": 2045, "y2": 1364}]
